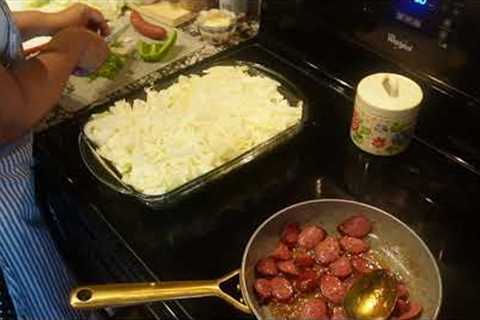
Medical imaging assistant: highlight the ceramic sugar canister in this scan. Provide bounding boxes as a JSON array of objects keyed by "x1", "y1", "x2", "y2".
[{"x1": 350, "y1": 73, "x2": 423, "y2": 156}]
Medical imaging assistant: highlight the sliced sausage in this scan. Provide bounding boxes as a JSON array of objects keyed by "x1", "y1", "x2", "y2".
[
  {"x1": 294, "y1": 250, "x2": 315, "y2": 268},
  {"x1": 398, "y1": 302, "x2": 423, "y2": 320},
  {"x1": 338, "y1": 215, "x2": 372, "y2": 238},
  {"x1": 256, "y1": 257, "x2": 278, "y2": 277},
  {"x1": 271, "y1": 243, "x2": 292, "y2": 261},
  {"x1": 130, "y1": 11, "x2": 167, "y2": 40},
  {"x1": 351, "y1": 257, "x2": 376, "y2": 274},
  {"x1": 294, "y1": 270, "x2": 318, "y2": 293},
  {"x1": 393, "y1": 299, "x2": 411, "y2": 316},
  {"x1": 299, "y1": 298, "x2": 328, "y2": 320},
  {"x1": 397, "y1": 282, "x2": 409, "y2": 299},
  {"x1": 277, "y1": 260, "x2": 299, "y2": 276},
  {"x1": 298, "y1": 225, "x2": 326, "y2": 249},
  {"x1": 329, "y1": 256, "x2": 352, "y2": 278},
  {"x1": 331, "y1": 306, "x2": 348, "y2": 320},
  {"x1": 281, "y1": 223, "x2": 301, "y2": 247},
  {"x1": 270, "y1": 277, "x2": 294, "y2": 303},
  {"x1": 340, "y1": 236, "x2": 369, "y2": 254},
  {"x1": 320, "y1": 275, "x2": 346, "y2": 304},
  {"x1": 253, "y1": 279, "x2": 272, "y2": 302},
  {"x1": 314, "y1": 237, "x2": 341, "y2": 265}
]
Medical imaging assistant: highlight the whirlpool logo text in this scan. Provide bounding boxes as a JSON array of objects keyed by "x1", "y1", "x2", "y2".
[{"x1": 387, "y1": 33, "x2": 414, "y2": 52}]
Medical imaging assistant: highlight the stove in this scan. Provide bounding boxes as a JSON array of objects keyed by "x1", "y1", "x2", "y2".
[{"x1": 35, "y1": 2, "x2": 480, "y2": 319}]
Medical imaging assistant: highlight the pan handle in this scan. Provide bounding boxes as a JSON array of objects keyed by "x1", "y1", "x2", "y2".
[
  {"x1": 215, "y1": 269, "x2": 251, "y2": 314},
  {"x1": 70, "y1": 269, "x2": 251, "y2": 314}
]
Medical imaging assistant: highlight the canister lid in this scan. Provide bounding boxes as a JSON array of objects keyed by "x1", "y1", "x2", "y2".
[{"x1": 356, "y1": 73, "x2": 423, "y2": 119}]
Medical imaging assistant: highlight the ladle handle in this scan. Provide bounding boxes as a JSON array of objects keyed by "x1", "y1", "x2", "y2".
[{"x1": 70, "y1": 269, "x2": 251, "y2": 314}]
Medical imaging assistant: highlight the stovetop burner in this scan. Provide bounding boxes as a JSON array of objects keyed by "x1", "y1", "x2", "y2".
[{"x1": 36, "y1": 43, "x2": 480, "y2": 320}]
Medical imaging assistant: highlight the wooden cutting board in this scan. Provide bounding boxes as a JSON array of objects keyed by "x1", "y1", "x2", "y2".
[{"x1": 129, "y1": 1, "x2": 197, "y2": 27}]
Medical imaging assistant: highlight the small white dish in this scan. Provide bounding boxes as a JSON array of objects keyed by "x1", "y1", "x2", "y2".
[{"x1": 196, "y1": 9, "x2": 237, "y2": 45}]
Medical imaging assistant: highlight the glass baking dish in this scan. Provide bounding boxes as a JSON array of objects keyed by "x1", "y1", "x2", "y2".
[{"x1": 79, "y1": 60, "x2": 307, "y2": 208}]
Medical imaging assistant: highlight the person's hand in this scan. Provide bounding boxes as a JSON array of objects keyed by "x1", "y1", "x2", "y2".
[
  {"x1": 47, "y1": 3, "x2": 110, "y2": 37},
  {"x1": 75, "y1": 30, "x2": 110, "y2": 74},
  {"x1": 47, "y1": 27, "x2": 110, "y2": 75}
]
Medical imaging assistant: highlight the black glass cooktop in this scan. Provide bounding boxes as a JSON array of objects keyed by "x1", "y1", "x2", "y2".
[{"x1": 36, "y1": 43, "x2": 480, "y2": 320}]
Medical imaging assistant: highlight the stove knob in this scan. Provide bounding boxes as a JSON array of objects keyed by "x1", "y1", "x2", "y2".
[
  {"x1": 438, "y1": 29, "x2": 449, "y2": 40},
  {"x1": 443, "y1": 18, "x2": 453, "y2": 28},
  {"x1": 438, "y1": 30, "x2": 449, "y2": 49}
]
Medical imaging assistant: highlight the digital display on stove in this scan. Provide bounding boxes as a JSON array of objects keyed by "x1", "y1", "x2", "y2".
[
  {"x1": 393, "y1": 0, "x2": 443, "y2": 30},
  {"x1": 414, "y1": 0, "x2": 427, "y2": 5},
  {"x1": 395, "y1": 0, "x2": 439, "y2": 16}
]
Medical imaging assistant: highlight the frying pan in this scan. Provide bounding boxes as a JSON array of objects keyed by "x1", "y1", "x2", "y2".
[{"x1": 70, "y1": 199, "x2": 442, "y2": 319}]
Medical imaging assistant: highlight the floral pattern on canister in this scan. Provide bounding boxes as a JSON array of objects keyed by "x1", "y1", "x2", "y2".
[
  {"x1": 350, "y1": 106, "x2": 416, "y2": 156},
  {"x1": 351, "y1": 110, "x2": 360, "y2": 131}
]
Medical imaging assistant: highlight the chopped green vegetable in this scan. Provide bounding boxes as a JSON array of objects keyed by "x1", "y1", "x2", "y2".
[
  {"x1": 89, "y1": 52, "x2": 127, "y2": 81},
  {"x1": 110, "y1": 40, "x2": 124, "y2": 49},
  {"x1": 26, "y1": 0, "x2": 51, "y2": 7},
  {"x1": 137, "y1": 30, "x2": 177, "y2": 63}
]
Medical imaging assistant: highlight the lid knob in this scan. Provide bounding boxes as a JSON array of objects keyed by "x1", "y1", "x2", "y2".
[{"x1": 382, "y1": 75, "x2": 399, "y2": 98}]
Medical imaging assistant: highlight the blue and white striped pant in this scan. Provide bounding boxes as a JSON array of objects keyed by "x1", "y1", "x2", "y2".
[{"x1": 0, "y1": 136, "x2": 87, "y2": 320}]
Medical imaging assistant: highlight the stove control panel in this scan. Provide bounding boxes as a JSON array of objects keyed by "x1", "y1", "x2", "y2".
[
  {"x1": 261, "y1": 0, "x2": 480, "y2": 101},
  {"x1": 392, "y1": 0, "x2": 465, "y2": 49},
  {"x1": 319, "y1": 0, "x2": 480, "y2": 100}
]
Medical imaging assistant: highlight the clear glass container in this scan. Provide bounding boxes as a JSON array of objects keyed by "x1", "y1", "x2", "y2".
[{"x1": 79, "y1": 60, "x2": 307, "y2": 208}]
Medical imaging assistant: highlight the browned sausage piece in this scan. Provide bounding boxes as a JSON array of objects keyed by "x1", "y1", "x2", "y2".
[
  {"x1": 256, "y1": 257, "x2": 278, "y2": 277},
  {"x1": 320, "y1": 275, "x2": 346, "y2": 304},
  {"x1": 397, "y1": 282, "x2": 409, "y2": 299},
  {"x1": 277, "y1": 260, "x2": 299, "y2": 276},
  {"x1": 271, "y1": 243, "x2": 292, "y2": 261},
  {"x1": 299, "y1": 298, "x2": 328, "y2": 320},
  {"x1": 294, "y1": 269, "x2": 318, "y2": 293},
  {"x1": 338, "y1": 215, "x2": 372, "y2": 238},
  {"x1": 314, "y1": 237, "x2": 341, "y2": 265},
  {"x1": 329, "y1": 256, "x2": 353, "y2": 278},
  {"x1": 331, "y1": 306, "x2": 348, "y2": 320},
  {"x1": 339, "y1": 236, "x2": 369, "y2": 254},
  {"x1": 398, "y1": 302, "x2": 423, "y2": 320},
  {"x1": 298, "y1": 225, "x2": 326, "y2": 249},
  {"x1": 294, "y1": 250, "x2": 315, "y2": 268},
  {"x1": 281, "y1": 223, "x2": 301, "y2": 247},
  {"x1": 351, "y1": 257, "x2": 376, "y2": 274},
  {"x1": 130, "y1": 11, "x2": 167, "y2": 40},
  {"x1": 253, "y1": 278, "x2": 272, "y2": 302},
  {"x1": 393, "y1": 299, "x2": 411, "y2": 316},
  {"x1": 270, "y1": 277, "x2": 294, "y2": 303}
]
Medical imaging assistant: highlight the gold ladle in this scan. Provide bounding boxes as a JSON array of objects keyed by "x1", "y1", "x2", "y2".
[{"x1": 344, "y1": 269, "x2": 398, "y2": 320}]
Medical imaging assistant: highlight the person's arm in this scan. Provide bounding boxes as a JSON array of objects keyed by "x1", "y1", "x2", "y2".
[
  {"x1": 13, "y1": 3, "x2": 110, "y2": 41},
  {"x1": 11, "y1": 10, "x2": 52, "y2": 40},
  {"x1": 0, "y1": 28, "x2": 108, "y2": 144}
]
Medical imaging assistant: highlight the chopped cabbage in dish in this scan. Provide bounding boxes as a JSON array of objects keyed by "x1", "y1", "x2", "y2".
[{"x1": 84, "y1": 66, "x2": 303, "y2": 195}]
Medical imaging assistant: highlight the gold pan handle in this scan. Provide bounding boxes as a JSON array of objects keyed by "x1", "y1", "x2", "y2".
[{"x1": 70, "y1": 269, "x2": 251, "y2": 314}]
